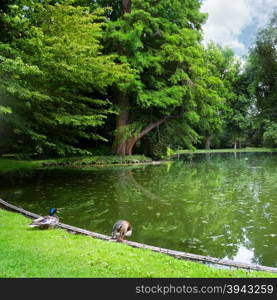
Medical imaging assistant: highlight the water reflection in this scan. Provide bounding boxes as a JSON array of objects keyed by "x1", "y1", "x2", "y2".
[{"x1": 0, "y1": 152, "x2": 276, "y2": 267}]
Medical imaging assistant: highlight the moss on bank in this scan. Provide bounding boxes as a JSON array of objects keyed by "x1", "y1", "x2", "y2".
[
  {"x1": 0, "y1": 209, "x2": 276, "y2": 278},
  {"x1": 41, "y1": 155, "x2": 152, "y2": 167},
  {"x1": 176, "y1": 148, "x2": 277, "y2": 154},
  {"x1": 0, "y1": 159, "x2": 40, "y2": 172},
  {"x1": 1, "y1": 148, "x2": 276, "y2": 172},
  {"x1": 0, "y1": 155, "x2": 152, "y2": 172}
]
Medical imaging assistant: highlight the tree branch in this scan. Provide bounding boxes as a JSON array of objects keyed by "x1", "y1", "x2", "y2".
[{"x1": 138, "y1": 116, "x2": 169, "y2": 139}]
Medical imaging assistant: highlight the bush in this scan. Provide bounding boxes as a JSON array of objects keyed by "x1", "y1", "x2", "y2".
[{"x1": 263, "y1": 122, "x2": 277, "y2": 147}]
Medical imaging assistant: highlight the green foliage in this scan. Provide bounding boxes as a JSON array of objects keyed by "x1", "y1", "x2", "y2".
[
  {"x1": 223, "y1": 68, "x2": 255, "y2": 148},
  {"x1": 0, "y1": 155, "x2": 152, "y2": 173},
  {"x1": 0, "y1": 0, "x2": 132, "y2": 157},
  {"x1": 1, "y1": 0, "x2": 274, "y2": 156},
  {"x1": 166, "y1": 146, "x2": 175, "y2": 157},
  {"x1": 192, "y1": 43, "x2": 241, "y2": 148},
  {"x1": 263, "y1": 121, "x2": 277, "y2": 147},
  {"x1": 104, "y1": 0, "x2": 219, "y2": 152},
  {"x1": 248, "y1": 12, "x2": 277, "y2": 122},
  {"x1": 0, "y1": 105, "x2": 11, "y2": 114},
  {"x1": 144, "y1": 136, "x2": 168, "y2": 159},
  {"x1": 242, "y1": 11, "x2": 277, "y2": 147},
  {"x1": 198, "y1": 43, "x2": 258, "y2": 149},
  {"x1": 40, "y1": 154, "x2": 152, "y2": 166},
  {"x1": 0, "y1": 158, "x2": 41, "y2": 172},
  {"x1": 138, "y1": 118, "x2": 199, "y2": 159}
]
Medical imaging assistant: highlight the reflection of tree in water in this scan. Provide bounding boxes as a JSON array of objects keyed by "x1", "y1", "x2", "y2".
[
  {"x1": 242, "y1": 162, "x2": 277, "y2": 267},
  {"x1": 114, "y1": 153, "x2": 277, "y2": 266},
  {"x1": 1, "y1": 153, "x2": 276, "y2": 266},
  {"x1": 1, "y1": 168, "x2": 122, "y2": 234},
  {"x1": 115, "y1": 162, "x2": 242, "y2": 259}
]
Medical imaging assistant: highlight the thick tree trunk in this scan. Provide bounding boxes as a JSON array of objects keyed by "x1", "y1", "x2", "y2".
[
  {"x1": 112, "y1": 93, "x2": 129, "y2": 155},
  {"x1": 113, "y1": 1, "x2": 168, "y2": 156},
  {"x1": 126, "y1": 137, "x2": 137, "y2": 155},
  {"x1": 205, "y1": 136, "x2": 211, "y2": 150},
  {"x1": 234, "y1": 140, "x2": 237, "y2": 150},
  {"x1": 111, "y1": 1, "x2": 132, "y2": 155},
  {"x1": 122, "y1": 0, "x2": 131, "y2": 14}
]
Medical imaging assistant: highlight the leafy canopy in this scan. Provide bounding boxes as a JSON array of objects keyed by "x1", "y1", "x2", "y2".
[
  {"x1": 104, "y1": 0, "x2": 228, "y2": 149},
  {"x1": 0, "y1": 0, "x2": 133, "y2": 156}
]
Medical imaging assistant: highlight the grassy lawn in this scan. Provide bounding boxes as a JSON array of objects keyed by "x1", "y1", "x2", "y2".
[
  {"x1": 0, "y1": 159, "x2": 42, "y2": 172},
  {"x1": 0, "y1": 155, "x2": 152, "y2": 172},
  {"x1": 0, "y1": 209, "x2": 276, "y2": 278},
  {"x1": 1, "y1": 149, "x2": 276, "y2": 172},
  {"x1": 176, "y1": 148, "x2": 277, "y2": 154}
]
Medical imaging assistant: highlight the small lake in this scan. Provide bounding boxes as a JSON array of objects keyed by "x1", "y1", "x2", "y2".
[{"x1": 1, "y1": 152, "x2": 276, "y2": 267}]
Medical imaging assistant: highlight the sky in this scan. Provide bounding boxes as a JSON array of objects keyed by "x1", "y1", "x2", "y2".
[{"x1": 200, "y1": 0, "x2": 277, "y2": 57}]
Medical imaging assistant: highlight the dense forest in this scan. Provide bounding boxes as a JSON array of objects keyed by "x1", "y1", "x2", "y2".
[{"x1": 0, "y1": 0, "x2": 276, "y2": 158}]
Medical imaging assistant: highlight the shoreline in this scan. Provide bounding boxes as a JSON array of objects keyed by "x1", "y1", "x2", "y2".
[
  {"x1": 0, "y1": 148, "x2": 276, "y2": 172},
  {"x1": 1, "y1": 198, "x2": 277, "y2": 274}
]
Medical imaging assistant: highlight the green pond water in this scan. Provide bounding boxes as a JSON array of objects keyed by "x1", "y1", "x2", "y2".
[{"x1": 1, "y1": 152, "x2": 276, "y2": 267}]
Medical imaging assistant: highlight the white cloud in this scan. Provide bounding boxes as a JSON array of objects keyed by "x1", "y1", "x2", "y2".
[
  {"x1": 250, "y1": 0, "x2": 277, "y2": 27},
  {"x1": 201, "y1": 0, "x2": 277, "y2": 56}
]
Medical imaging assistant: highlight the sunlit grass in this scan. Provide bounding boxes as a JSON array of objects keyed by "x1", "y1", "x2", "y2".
[
  {"x1": 176, "y1": 148, "x2": 277, "y2": 154},
  {"x1": 0, "y1": 209, "x2": 276, "y2": 278},
  {"x1": 0, "y1": 155, "x2": 152, "y2": 172},
  {"x1": 1, "y1": 149, "x2": 275, "y2": 172},
  {"x1": 0, "y1": 159, "x2": 42, "y2": 172}
]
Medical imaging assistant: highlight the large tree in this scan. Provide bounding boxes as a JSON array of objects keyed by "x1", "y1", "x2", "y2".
[
  {"x1": 103, "y1": 0, "x2": 228, "y2": 155},
  {"x1": 195, "y1": 43, "x2": 234, "y2": 149},
  {"x1": 0, "y1": 1, "x2": 132, "y2": 156},
  {"x1": 246, "y1": 11, "x2": 277, "y2": 147},
  {"x1": 249, "y1": 12, "x2": 277, "y2": 122},
  {"x1": 224, "y1": 66, "x2": 255, "y2": 149},
  {"x1": 204, "y1": 44, "x2": 255, "y2": 150}
]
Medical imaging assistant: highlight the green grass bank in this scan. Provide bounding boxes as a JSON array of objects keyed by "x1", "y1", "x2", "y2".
[
  {"x1": 1, "y1": 148, "x2": 276, "y2": 172},
  {"x1": 176, "y1": 147, "x2": 277, "y2": 154},
  {"x1": 0, "y1": 209, "x2": 276, "y2": 278},
  {"x1": 0, "y1": 155, "x2": 152, "y2": 172}
]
